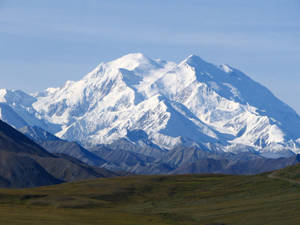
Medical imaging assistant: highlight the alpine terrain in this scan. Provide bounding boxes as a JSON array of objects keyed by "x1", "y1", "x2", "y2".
[
  {"x1": 0, "y1": 119, "x2": 119, "y2": 188},
  {"x1": 1, "y1": 53, "x2": 300, "y2": 160}
]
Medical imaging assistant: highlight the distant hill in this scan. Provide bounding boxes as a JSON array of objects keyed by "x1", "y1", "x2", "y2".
[
  {"x1": 0, "y1": 120, "x2": 119, "y2": 188},
  {"x1": 170, "y1": 149, "x2": 300, "y2": 175},
  {"x1": 19, "y1": 125, "x2": 107, "y2": 167},
  {"x1": 18, "y1": 125, "x2": 300, "y2": 175},
  {"x1": 270, "y1": 158, "x2": 300, "y2": 183}
]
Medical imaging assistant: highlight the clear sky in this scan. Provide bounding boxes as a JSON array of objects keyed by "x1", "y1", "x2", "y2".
[{"x1": 0, "y1": 0, "x2": 300, "y2": 114}]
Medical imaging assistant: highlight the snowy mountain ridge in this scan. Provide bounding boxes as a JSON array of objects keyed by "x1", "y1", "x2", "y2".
[{"x1": 1, "y1": 53, "x2": 300, "y2": 158}]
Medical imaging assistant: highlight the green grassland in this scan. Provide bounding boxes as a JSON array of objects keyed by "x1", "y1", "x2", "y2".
[
  {"x1": 0, "y1": 165, "x2": 300, "y2": 225},
  {"x1": 274, "y1": 163, "x2": 300, "y2": 183}
]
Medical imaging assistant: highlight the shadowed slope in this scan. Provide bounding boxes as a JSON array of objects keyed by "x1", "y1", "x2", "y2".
[
  {"x1": 20, "y1": 125, "x2": 107, "y2": 167},
  {"x1": 0, "y1": 120, "x2": 119, "y2": 188},
  {"x1": 0, "y1": 120, "x2": 52, "y2": 157}
]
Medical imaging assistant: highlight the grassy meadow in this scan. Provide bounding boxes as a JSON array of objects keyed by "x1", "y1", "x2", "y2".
[{"x1": 0, "y1": 167, "x2": 300, "y2": 225}]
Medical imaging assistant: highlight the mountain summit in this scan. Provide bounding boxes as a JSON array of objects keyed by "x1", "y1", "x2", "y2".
[{"x1": 1, "y1": 53, "x2": 300, "y2": 157}]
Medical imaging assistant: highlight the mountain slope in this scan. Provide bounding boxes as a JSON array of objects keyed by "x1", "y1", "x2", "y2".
[
  {"x1": 0, "y1": 151, "x2": 61, "y2": 188},
  {"x1": 19, "y1": 125, "x2": 107, "y2": 167},
  {"x1": 1, "y1": 53, "x2": 300, "y2": 157},
  {"x1": 0, "y1": 119, "x2": 53, "y2": 157},
  {"x1": 172, "y1": 154, "x2": 300, "y2": 175},
  {"x1": 91, "y1": 145, "x2": 173, "y2": 174},
  {"x1": 0, "y1": 103, "x2": 28, "y2": 129},
  {"x1": 0, "y1": 120, "x2": 118, "y2": 188}
]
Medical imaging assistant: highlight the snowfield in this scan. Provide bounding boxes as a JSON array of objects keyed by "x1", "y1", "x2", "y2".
[{"x1": 1, "y1": 53, "x2": 300, "y2": 157}]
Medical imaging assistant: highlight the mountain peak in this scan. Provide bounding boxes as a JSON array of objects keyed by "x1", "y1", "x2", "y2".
[
  {"x1": 1, "y1": 53, "x2": 300, "y2": 158},
  {"x1": 107, "y1": 53, "x2": 158, "y2": 71},
  {"x1": 181, "y1": 54, "x2": 206, "y2": 67},
  {"x1": 120, "y1": 52, "x2": 148, "y2": 60}
]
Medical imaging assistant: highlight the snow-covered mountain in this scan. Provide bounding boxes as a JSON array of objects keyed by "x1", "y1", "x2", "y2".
[{"x1": 1, "y1": 53, "x2": 300, "y2": 157}]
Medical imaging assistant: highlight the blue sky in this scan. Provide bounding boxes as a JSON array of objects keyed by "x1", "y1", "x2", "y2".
[{"x1": 0, "y1": 0, "x2": 300, "y2": 113}]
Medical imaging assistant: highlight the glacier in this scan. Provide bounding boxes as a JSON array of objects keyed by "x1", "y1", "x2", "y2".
[{"x1": 1, "y1": 53, "x2": 300, "y2": 158}]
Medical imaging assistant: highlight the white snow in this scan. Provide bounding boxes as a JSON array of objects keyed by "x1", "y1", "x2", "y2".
[
  {"x1": 220, "y1": 64, "x2": 233, "y2": 73},
  {"x1": 1, "y1": 53, "x2": 300, "y2": 157}
]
